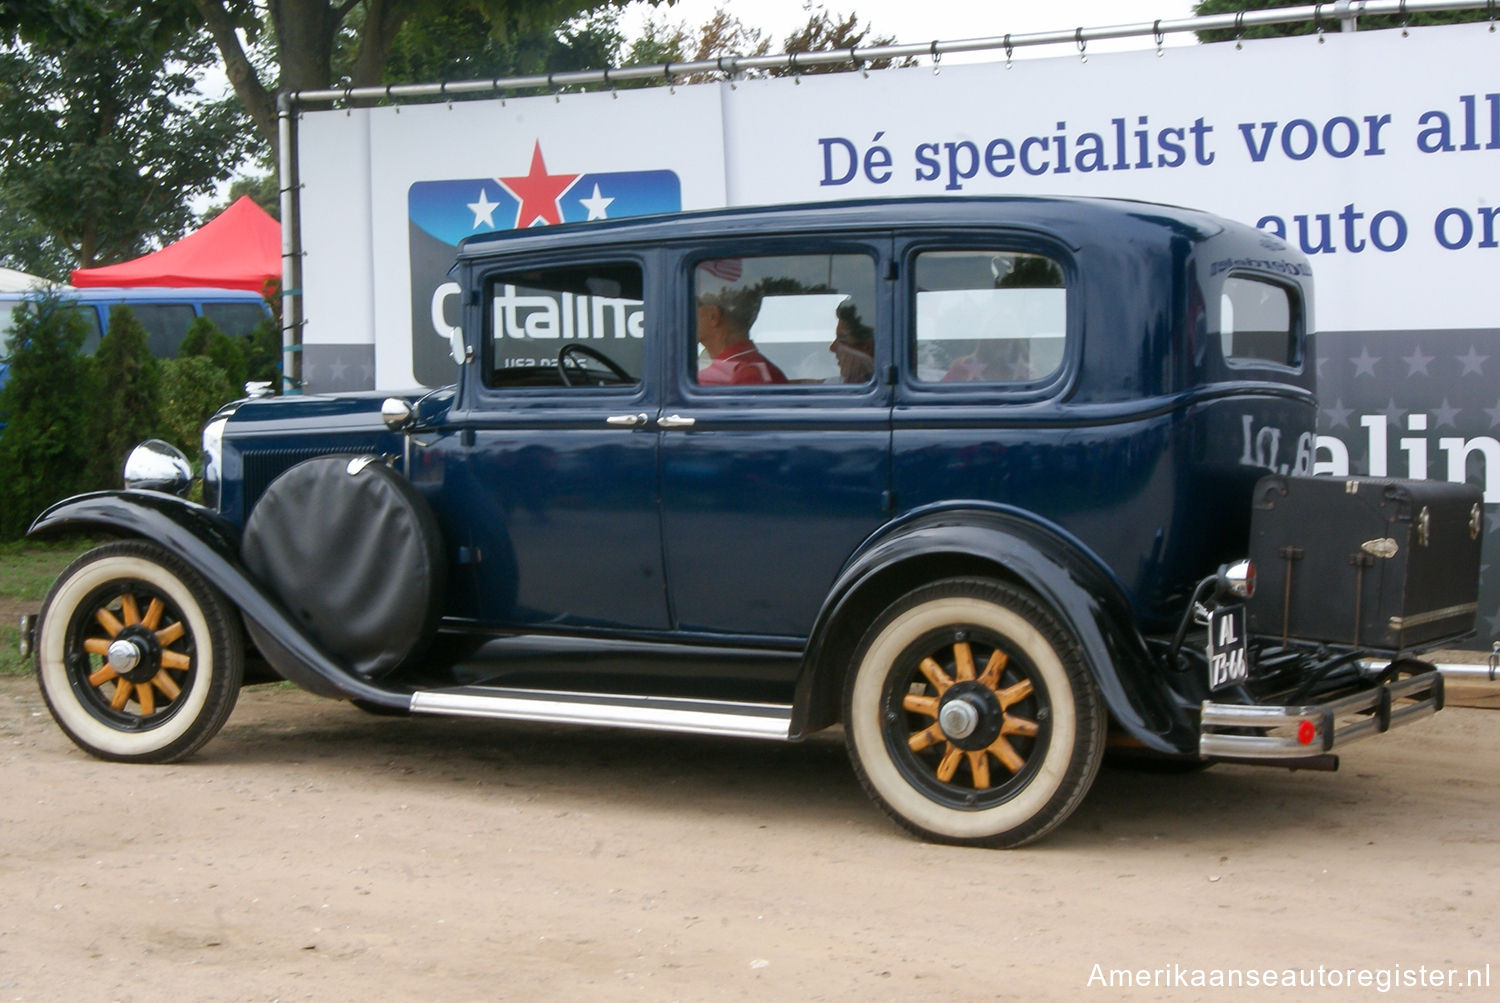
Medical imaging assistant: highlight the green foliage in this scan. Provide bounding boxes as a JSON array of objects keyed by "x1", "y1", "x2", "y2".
[
  {"x1": 0, "y1": 199, "x2": 73, "y2": 283},
  {"x1": 197, "y1": 171, "x2": 280, "y2": 224},
  {"x1": 179, "y1": 314, "x2": 247, "y2": 391},
  {"x1": 621, "y1": 5, "x2": 906, "y2": 86},
  {"x1": 159, "y1": 355, "x2": 234, "y2": 458},
  {"x1": 0, "y1": 2, "x2": 255, "y2": 271},
  {"x1": 244, "y1": 314, "x2": 282, "y2": 388},
  {"x1": 1192, "y1": 1, "x2": 1495, "y2": 42},
  {"x1": 90, "y1": 306, "x2": 161, "y2": 489},
  {"x1": 0, "y1": 290, "x2": 99, "y2": 539},
  {"x1": 383, "y1": 5, "x2": 629, "y2": 87}
]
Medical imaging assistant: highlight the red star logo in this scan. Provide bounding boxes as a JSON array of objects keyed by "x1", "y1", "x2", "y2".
[{"x1": 499, "y1": 142, "x2": 579, "y2": 228}]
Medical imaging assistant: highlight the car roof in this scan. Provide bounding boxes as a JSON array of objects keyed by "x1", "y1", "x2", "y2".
[{"x1": 455, "y1": 195, "x2": 1229, "y2": 261}]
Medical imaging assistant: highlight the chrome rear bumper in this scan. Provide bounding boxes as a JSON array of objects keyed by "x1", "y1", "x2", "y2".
[{"x1": 1199, "y1": 669, "x2": 1444, "y2": 761}]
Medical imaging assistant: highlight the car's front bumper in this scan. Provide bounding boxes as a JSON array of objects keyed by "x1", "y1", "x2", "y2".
[{"x1": 1198, "y1": 669, "x2": 1444, "y2": 761}]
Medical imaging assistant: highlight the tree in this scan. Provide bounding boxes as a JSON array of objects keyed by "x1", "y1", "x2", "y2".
[
  {"x1": 1192, "y1": 0, "x2": 1494, "y2": 42},
  {"x1": 90, "y1": 306, "x2": 162, "y2": 489},
  {"x1": 383, "y1": 5, "x2": 629, "y2": 87},
  {"x1": 0, "y1": 3, "x2": 254, "y2": 270},
  {"x1": 0, "y1": 290, "x2": 98, "y2": 538},
  {"x1": 623, "y1": 5, "x2": 907, "y2": 85},
  {"x1": 160, "y1": 355, "x2": 234, "y2": 458},
  {"x1": 776, "y1": 6, "x2": 910, "y2": 76},
  {"x1": 0, "y1": 199, "x2": 73, "y2": 284},
  {"x1": 179, "y1": 314, "x2": 248, "y2": 391},
  {"x1": 192, "y1": 0, "x2": 665, "y2": 154}
]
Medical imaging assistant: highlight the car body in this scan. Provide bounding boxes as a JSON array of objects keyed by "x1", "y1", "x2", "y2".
[{"x1": 23, "y1": 197, "x2": 1479, "y2": 847}]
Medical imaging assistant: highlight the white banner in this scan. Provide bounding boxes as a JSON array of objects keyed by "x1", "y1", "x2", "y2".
[
  {"x1": 299, "y1": 21, "x2": 1498, "y2": 389},
  {"x1": 296, "y1": 21, "x2": 1500, "y2": 644}
]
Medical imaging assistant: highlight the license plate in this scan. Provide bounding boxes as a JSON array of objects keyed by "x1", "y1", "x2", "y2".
[{"x1": 1207, "y1": 604, "x2": 1249, "y2": 691}]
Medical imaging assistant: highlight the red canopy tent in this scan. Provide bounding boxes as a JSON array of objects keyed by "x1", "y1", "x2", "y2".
[{"x1": 70, "y1": 196, "x2": 281, "y2": 294}]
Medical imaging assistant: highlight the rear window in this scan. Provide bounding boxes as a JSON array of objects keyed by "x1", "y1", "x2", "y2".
[
  {"x1": 1218, "y1": 276, "x2": 1298, "y2": 366},
  {"x1": 912, "y1": 251, "x2": 1067, "y2": 385}
]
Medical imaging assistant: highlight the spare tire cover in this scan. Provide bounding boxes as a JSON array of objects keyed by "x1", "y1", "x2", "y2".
[{"x1": 242, "y1": 456, "x2": 446, "y2": 678}]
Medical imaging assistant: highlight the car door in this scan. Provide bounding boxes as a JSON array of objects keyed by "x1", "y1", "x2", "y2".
[
  {"x1": 451, "y1": 252, "x2": 670, "y2": 631},
  {"x1": 658, "y1": 236, "x2": 893, "y2": 640}
]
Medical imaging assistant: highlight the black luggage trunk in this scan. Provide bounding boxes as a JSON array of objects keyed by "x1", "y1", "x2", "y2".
[{"x1": 1246, "y1": 475, "x2": 1483, "y2": 651}]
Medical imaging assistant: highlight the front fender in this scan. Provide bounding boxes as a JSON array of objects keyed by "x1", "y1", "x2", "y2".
[
  {"x1": 27, "y1": 491, "x2": 408, "y2": 709},
  {"x1": 794, "y1": 506, "x2": 1195, "y2": 753}
]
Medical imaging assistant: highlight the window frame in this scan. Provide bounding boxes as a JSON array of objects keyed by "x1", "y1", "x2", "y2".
[
  {"x1": 675, "y1": 237, "x2": 890, "y2": 401},
  {"x1": 475, "y1": 254, "x2": 653, "y2": 398},
  {"x1": 896, "y1": 234, "x2": 1078, "y2": 403},
  {"x1": 1213, "y1": 271, "x2": 1306, "y2": 372}
]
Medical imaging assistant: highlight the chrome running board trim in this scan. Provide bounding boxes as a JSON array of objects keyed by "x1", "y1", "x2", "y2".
[{"x1": 408, "y1": 686, "x2": 793, "y2": 741}]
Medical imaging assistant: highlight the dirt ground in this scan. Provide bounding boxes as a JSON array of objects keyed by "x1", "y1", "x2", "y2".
[{"x1": 2, "y1": 676, "x2": 1498, "y2": 1002}]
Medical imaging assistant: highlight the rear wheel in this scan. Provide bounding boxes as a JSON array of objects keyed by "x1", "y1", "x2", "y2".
[
  {"x1": 843, "y1": 578, "x2": 1106, "y2": 847},
  {"x1": 35, "y1": 541, "x2": 243, "y2": 763}
]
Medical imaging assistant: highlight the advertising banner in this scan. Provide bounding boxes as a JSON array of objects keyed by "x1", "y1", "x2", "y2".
[{"x1": 297, "y1": 22, "x2": 1500, "y2": 645}]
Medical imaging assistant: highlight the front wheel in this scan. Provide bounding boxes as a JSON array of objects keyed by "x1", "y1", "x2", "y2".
[
  {"x1": 34, "y1": 541, "x2": 244, "y2": 763},
  {"x1": 843, "y1": 578, "x2": 1106, "y2": 848}
]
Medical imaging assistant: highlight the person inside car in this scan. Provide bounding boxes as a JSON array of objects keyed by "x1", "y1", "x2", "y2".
[
  {"x1": 695, "y1": 263, "x2": 787, "y2": 386},
  {"x1": 828, "y1": 298, "x2": 875, "y2": 384}
]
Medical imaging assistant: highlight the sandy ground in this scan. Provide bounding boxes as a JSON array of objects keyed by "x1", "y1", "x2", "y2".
[{"x1": 2, "y1": 675, "x2": 1498, "y2": 1002}]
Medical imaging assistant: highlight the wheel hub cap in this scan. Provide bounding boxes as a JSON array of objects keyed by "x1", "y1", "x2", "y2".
[
  {"x1": 938, "y1": 699, "x2": 980, "y2": 740},
  {"x1": 106, "y1": 639, "x2": 143, "y2": 673}
]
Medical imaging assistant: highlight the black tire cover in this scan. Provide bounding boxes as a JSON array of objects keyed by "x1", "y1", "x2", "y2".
[{"x1": 242, "y1": 456, "x2": 446, "y2": 678}]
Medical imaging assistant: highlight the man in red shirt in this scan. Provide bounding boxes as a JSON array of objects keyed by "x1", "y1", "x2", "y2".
[{"x1": 695, "y1": 263, "x2": 786, "y2": 386}]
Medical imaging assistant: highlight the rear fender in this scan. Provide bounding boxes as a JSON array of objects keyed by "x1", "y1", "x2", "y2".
[
  {"x1": 27, "y1": 491, "x2": 408, "y2": 709},
  {"x1": 795, "y1": 507, "x2": 1195, "y2": 753}
]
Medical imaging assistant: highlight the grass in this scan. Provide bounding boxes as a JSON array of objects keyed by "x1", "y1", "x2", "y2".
[{"x1": 0, "y1": 537, "x2": 93, "y2": 675}]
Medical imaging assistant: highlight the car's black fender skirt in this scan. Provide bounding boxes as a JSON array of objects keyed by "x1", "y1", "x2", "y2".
[
  {"x1": 27, "y1": 490, "x2": 410, "y2": 710},
  {"x1": 795, "y1": 506, "x2": 1195, "y2": 753}
]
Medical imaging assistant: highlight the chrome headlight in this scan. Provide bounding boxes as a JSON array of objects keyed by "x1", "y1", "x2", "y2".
[
  {"x1": 123, "y1": 439, "x2": 193, "y2": 496},
  {"x1": 201, "y1": 412, "x2": 232, "y2": 509}
]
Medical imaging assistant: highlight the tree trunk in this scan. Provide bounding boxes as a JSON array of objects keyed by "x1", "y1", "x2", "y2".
[{"x1": 193, "y1": 0, "x2": 279, "y2": 152}]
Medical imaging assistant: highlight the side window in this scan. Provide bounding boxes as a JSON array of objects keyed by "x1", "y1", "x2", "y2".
[
  {"x1": 912, "y1": 251, "x2": 1066, "y2": 385},
  {"x1": 693, "y1": 253, "x2": 877, "y2": 387},
  {"x1": 484, "y1": 262, "x2": 645, "y2": 388},
  {"x1": 203, "y1": 302, "x2": 270, "y2": 337},
  {"x1": 1, "y1": 302, "x2": 102, "y2": 356},
  {"x1": 72, "y1": 305, "x2": 104, "y2": 355},
  {"x1": 119, "y1": 304, "x2": 198, "y2": 357},
  {"x1": 1219, "y1": 276, "x2": 1297, "y2": 367}
]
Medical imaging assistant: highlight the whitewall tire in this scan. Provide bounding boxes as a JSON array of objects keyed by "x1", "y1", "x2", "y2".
[{"x1": 843, "y1": 578, "x2": 1106, "y2": 847}]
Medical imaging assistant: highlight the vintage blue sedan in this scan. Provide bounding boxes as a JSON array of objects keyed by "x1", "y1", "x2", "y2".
[{"x1": 22, "y1": 197, "x2": 1477, "y2": 847}]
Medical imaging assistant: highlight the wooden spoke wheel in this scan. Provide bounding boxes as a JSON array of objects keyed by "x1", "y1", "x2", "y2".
[
  {"x1": 843, "y1": 578, "x2": 1106, "y2": 848},
  {"x1": 35, "y1": 542, "x2": 243, "y2": 763}
]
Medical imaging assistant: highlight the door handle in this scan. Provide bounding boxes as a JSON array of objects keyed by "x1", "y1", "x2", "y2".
[
  {"x1": 657, "y1": 414, "x2": 696, "y2": 429},
  {"x1": 606, "y1": 413, "x2": 650, "y2": 427}
]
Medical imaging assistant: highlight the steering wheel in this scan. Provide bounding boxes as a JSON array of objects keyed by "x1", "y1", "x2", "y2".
[{"x1": 557, "y1": 343, "x2": 632, "y2": 386}]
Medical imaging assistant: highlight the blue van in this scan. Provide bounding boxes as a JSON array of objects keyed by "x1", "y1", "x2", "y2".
[{"x1": 0, "y1": 286, "x2": 271, "y2": 391}]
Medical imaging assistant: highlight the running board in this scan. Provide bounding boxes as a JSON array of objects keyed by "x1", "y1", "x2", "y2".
[{"x1": 408, "y1": 686, "x2": 794, "y2": 741}]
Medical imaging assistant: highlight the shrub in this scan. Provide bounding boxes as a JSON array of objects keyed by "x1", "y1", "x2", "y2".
[
  {"x1": 90, "y1": 305, "x2": 161, "y2": 488},
  {"x1": 179, "y1": 314, "x2": 247, "y2": 391},
  {"x1": 160, "y1": 355, "x2": 233, "y2": 459},
  {"x1": 0, "y1": 290, "x2": 100, "y2": 538}
]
